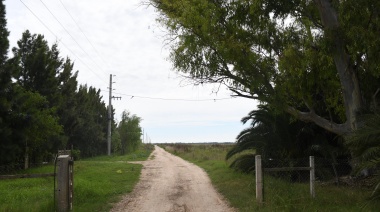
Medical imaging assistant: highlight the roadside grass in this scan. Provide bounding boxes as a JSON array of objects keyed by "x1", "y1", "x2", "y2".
[
  {"x1": 0, "y1": 177, "x2": 55, "y2": 212},
  {"x1": 85, "y1": 144, "x2": 154, "y2": 162},
  {"x1": 164, "y1": 143, "x2": 379, "y2": 211},
  {"x1": 0, "y1": 144, "x2": 153, "y2": 212}
]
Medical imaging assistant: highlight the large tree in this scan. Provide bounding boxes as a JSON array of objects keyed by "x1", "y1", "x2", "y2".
[
  {"x1": 0, "y1": 0, "x2": 10, "y2": 135},
  {"x1": 10, "y1": 86, "x2": 63, "y2": 166},
  {"x1": 0, "y1": 0, "x2": 14, "y2": 164},
  {"x1": 55, "y1": 59, "x2": 79, "y2": 149},
  {"x1": 70, "y1": 85, "x2": 108, "y2": 157},
  {"x1": 0, "y1": 0, "x2": 7, "y2": 65},
  {"x1": 11, "y1": 30, "x2": 62, "y2": 104},
  {"x1": 118, "y1": 111, "x2": 142, "y2": 154},
  {"x1": 149, "y1": 0, "x2": 380, "y2": 136}
]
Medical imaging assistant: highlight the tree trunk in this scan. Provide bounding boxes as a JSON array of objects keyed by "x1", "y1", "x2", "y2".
[
  {"x1": 313, "y1": 0, "x2": 363, "y2": 133},
  {"x1": 24, "y1": 143, "x2": 29, "y2": 170}
]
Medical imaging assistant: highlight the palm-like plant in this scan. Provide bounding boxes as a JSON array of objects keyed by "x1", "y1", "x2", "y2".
[
  {"x1": 226, "y1": 104, "x2": 348, "y2": 176},
  {"x1": 347, "y1": 113, "x2": 380, "y2": 202},
  {"x1": 226, "y1": 105, "x2": 307, "y2": 172}
]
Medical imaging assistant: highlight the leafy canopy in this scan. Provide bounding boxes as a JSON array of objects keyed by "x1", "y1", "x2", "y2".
[{"x1": 149, "y1": 0, "x2": 380, "y2": 135}]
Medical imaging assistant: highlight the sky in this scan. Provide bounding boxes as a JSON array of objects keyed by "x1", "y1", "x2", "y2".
[{"x1": 5, "y1": 0, "x2": 257, "y2": 143}]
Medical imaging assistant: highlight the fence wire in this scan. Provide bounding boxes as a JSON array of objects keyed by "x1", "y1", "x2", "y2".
[
  {"x1": 262, "y1": 157, "x2": 352, "y2": 183},
  {"x1": 257, "y1": 156, "x2": 379, "y2": 205}
]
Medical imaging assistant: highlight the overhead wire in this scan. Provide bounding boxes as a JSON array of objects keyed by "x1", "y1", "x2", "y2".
[
  {"x1": 20, "y1": 1, "x2": 235, "y2": 103},
  {"x1": 58, "y1": 0, "x2": 109, "y2": 68},
  {"x1": 19, "y1": 0, "x2": 108, "y2": 84},
  {"x1": 39, "y1": 0, "x2": 108, "y2": 76},
  {"x1": 101, "y1": 90, "x2": 235, "y2": 101}
]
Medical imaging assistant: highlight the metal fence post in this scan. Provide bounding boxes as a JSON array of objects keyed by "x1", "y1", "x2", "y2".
[
  {"x1": 256, "y1": 155, "x2": 263, "y2": 204},
  {"x1": 310, "y1": 156, "x2": 315, "y2": 198}
]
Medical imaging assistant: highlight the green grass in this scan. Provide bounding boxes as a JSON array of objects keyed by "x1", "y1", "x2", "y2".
[
  {"x1": 164, "y1": 143, "x2": 380, "y2": 211},
  {"x1": 0, "y1": 144, "x2": 154, "y2": 212},
  {"x1": 0, "y1": 177, "x2": 55, "y2": 212}
]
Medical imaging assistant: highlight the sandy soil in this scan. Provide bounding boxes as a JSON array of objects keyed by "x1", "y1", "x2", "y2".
[{"x1": 110, "y1": 145, "x2": 234, "y2": 212}]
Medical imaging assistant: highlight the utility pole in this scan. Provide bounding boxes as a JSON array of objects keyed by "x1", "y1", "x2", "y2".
[{"x1": 107, "y1": 74, "x2": 121, "y2": 156}]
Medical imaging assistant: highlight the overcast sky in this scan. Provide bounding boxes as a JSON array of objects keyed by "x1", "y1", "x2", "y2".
[{"x1": 5, "y1": 0, "x2": 257, "y2": 143}]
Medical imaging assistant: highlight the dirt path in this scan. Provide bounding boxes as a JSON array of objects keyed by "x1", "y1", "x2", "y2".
[{"x1": 110, "y1": 145, "x2": 234, "y2": 212}]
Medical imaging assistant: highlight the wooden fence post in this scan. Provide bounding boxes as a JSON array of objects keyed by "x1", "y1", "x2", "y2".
[
  {"x1": 310, "y1": 156, "x2": 315, "y2": 198},
  {"x1": 256, "y1": 155, "x2": 263, "y2": 204}
]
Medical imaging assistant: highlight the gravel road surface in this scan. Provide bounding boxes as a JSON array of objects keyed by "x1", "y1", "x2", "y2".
[{"x1": 110, "y1": 145, "x2": 234, "y2": 212}]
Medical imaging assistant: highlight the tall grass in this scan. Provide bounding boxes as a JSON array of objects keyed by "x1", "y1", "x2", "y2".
[
  {"x1": 164, "y1": 143, "x2": 379, "y2": 211},
  {"x1": 0, "y1": 144, "x2": 153, "y2": 212}
]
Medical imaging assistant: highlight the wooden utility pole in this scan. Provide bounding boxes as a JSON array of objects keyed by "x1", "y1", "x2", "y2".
[
  {"x1": 107, "y1": 74, "x2": 121, "y2": 156},
  {"x1": 107, "y1": 75, "x2": 112, "y2": 156}
]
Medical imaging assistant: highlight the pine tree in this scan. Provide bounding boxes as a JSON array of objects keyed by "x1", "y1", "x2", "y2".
[{"x1": 0, "y1": 0, "x2": 13, "y2": 165}]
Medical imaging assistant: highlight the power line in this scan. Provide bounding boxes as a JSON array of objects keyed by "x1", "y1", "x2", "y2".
[
  {"x1": 101, "y1": 90, "x2": 235, "y2": 101},
  {"x1": 19, "y1": 0, "x2": 107, "y2": 84},
  {"x1": 58, "y1": 0, "x2": 109, "y2": 68},
  {"x1": 39, "y1": 0, "x2": 107, "y2": 76}
]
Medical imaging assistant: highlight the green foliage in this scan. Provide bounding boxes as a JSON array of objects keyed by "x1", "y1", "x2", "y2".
[
  {"x1": 11, "y1": 30, "x2": 61, "y2": 104},
  {"x1": 14, "y1": 87, "x2": 62, "y2": 144},
  {"x1": 0, "y1": 3, "x2": 112, "y2": 166},
  {"x1": 0, "y1": 0, "x2": 12, "y2": 163},
  {"x1": 70, "y1": 85, "x2": 108, "y2": 157},
  {"x1": 339, "y1": 0, "x2": 380, "y2": 77},
  {"x1": 226, "y1": 104, "x2": 347, "y2": 173},
  {"x1": 71, "y1": 149, "x2": 81, "y2": 161},
  {"x1": 111, "y1": 129, "x2": 122, "y2": 154},
  {"x1": 346, "y1": 113, "x2": 380, "y2": 202},
  {"x1": 0, "y1": 0, "x2": 8, "y2": 65},
  {"x1": 117, "y1": 111, "x2": 143, "y2": 154},
  {"x1": 0, "y1": 83, "x2": 63, "y2": 164},
  {"x1": 12, "y1": 87, "x2": 62, "y2": 161},
  {"x1": 1, "y1": 29, "x2": 72, "y2": 164},
  {"x1": 150, "y1": 0, "x2": 380, "y2": 135},
  {"x1": 0, "y1": 22, "x2": 111, "y2": 163}
]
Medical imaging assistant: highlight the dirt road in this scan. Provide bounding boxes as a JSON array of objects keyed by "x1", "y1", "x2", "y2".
[{"x1": 111, "y1": 145, "x2": 234, "y2": 212}]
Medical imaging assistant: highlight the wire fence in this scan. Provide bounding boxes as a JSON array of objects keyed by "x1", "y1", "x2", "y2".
[
  {"x1": 262, "y1": 157, "x2": 352, "y2": 183},
  {"x1": 255, "y1": 156, "x2": 379, "y2": 204}
]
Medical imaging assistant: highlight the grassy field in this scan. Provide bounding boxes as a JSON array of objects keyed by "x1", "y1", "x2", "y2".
[
  {"x1": 0, "y1": 144, "x2": 153, "y2": 212},
  {"x1": 164, "y1": 143, "x2": 379, "y2": 212}
]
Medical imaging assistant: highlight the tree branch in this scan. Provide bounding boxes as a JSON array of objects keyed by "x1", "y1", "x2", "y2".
[
  {"x1": 230, "y1": 89, "x2": 258, "y2": 100},
  {"x1": 285, "y1": 106, "x2": 350, "y2": 135},
  {"x1": 372, "y1": 88, "x2": 380, "y2": 110}
]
